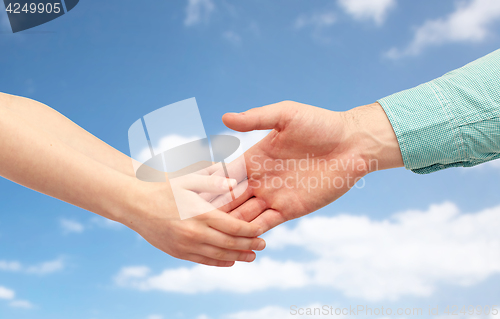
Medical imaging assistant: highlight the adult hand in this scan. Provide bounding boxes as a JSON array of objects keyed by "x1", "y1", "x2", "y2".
[
  {"x1": 220, "y1": 101, "x2": 403, "y2": 233},
  {"x1": 123, "y1": 164, "x2": 266, "y2": 267}
]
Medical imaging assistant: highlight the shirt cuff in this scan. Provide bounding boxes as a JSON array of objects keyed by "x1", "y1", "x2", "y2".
[{"x1": 377, "y1": 82, "x2": 466, "y2": 174}]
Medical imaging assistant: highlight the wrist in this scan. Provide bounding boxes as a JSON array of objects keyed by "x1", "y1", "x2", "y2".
[
  {"x1": 95, "y1": 173, "x2": 145, "y2": 226},
  {"x1": 112, "y1": 177, "x2": 176, "y2": 231},
  {"x1": 342, "y1": 102, "x2": 404, "y2": 173}
]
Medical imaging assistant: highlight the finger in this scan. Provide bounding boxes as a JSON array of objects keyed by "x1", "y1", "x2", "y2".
[
  {"x1": 208, "y1": 156, "x2": 247, "y2": 188},
  {"x1": 222, "y1": 103, "x2": 285, "y2": 132},
  {"x1": 199, "y1": 191, "x2": 218, "y2": 202},
  {"x1": 170, "y1": 188, "x2": 219, "y2": 219},
  {"x1": 174, "y1": 174, "x2": 237, "y2": 193},
  {"x1": 250, "y1": 209, "x2": 287, "y2": 233},
  {"x1": 224, "y1": 155, "x2": 248, "y2": 182},
  {"x1": 211, "y1": 179, "x2": 253, "y2": 212},
  {"x1": 167, "y1": 161, "x2": 213, "y2": 179},
  {"x1": 229, "y1": 197, "x2": 267, "y2": 222},
  {"x1": 196, "y1": 162, "x2": 224, "y2": 176},
  {"x1": 186, "y1": 254, "x2": 236, "y2": 267},
  {"x1": 203, "y1": 211, "x2": 263, "y2": 237},
  {"x1": 199, "y1": 159, "x2": 249, "y2": 205},
  {"x1": 198, "y1": 160, "x2": 246, "y2": 205},
  {"x1": 203, "y1": 229, "x2": 266, "y2": 251},
  {"x1": 198, "y1": 244, "x2": 257, "y2": 262}
]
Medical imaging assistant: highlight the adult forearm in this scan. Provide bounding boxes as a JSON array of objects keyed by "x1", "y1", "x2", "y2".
[
  {"x1": 0, "y1": 104, "x2": 138, "y2": 222},
  {"x1": 0, "y1": 93, "x2": 267, "y2": 266},
  {"x1": 0, "y1": 92, "x2": 135, "y2": 177}
]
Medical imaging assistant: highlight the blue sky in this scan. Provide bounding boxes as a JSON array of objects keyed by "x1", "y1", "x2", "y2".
[{"x1": 1, "y1": 0, "x2": 500, "y2": 318}]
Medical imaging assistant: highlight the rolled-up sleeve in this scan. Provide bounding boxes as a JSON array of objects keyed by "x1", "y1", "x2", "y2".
[{"x1": 377, "y1": 49, "x2": 500, "y2": 174}]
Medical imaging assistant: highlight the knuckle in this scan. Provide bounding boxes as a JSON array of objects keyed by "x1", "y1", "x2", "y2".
[
  {"x1": 249, "y1": 239, "x2": 258, "y2": 250},
  {"x1": 229, "y1": 223, "x2": 243, "y2": 235},
  {"x1": 224, "y1": 238, "x2": 237, "y2": 249},
  {"x1": 214, "y1": 250, "x2": 228, "y2": 260},
  {"x1": 182, "y1": 225, "x2": 199, "y2": 241},
  {"x1": 231, "y1": 210, "x2": 244, "y2": 220},
  {"x1": 252, "y1": 238, "x2": 264, "y2": 250}
]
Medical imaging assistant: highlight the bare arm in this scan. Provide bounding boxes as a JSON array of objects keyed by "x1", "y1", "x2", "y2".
[
  {"x1": 0, "y1": 93, "x2": 264, "y2": 267},
  {"x1": 0, "y1": 92, "x2": 135, "y2": 177}
]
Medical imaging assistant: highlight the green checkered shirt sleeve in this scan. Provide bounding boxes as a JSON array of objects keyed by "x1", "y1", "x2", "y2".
[{"x1": 377, "y1": 49, "x2": 500, "y2": 174}]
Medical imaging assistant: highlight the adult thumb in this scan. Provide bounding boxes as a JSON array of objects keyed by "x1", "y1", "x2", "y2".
[{"x1": 222, "y1": 103, "x2": 284, "y2": 132}]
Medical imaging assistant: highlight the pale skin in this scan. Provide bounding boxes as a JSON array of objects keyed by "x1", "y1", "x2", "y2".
[
  {"x1": 221, "y1": 100, "x2": 404, "y2": 232},
  {"x1": 0, "y1": 92, "x2": 266, "y2": 267}
]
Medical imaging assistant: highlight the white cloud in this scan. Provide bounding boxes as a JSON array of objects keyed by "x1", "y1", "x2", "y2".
[
  {"x1": 0, "y1": 260, "x2": 22, "y2": 272},
  {"x1": 222, "y1": 303, "x2": 347, "y2": 319},
  {"x1": 146, "y1": 315, "x2": 163, "y2": 319},
  {"x1": 9, "y1": 300, "x2": 34, "y2": 309},
  {"x1": 0, "y1": 287, "x2": 34, "y2": 309},
  {"x1": 60, "y1": 218, "x2": 85, "y2": 234},
  {"x1": 386, "y1": 0, "x2": 500, "y2": 58},
  {"x1": 295, "y1": 12, "x2": 336, "y2": 30},
  {"x1": 0, "y1": 286, "x2": 15, "y2": 300},
  {"x1": 114, "y1": 202, "x2": 500, "y2": 301},
  {"x1": 224, "y1": 305, "x2": 307, "y2": 319},
  {"x1": 185, "y1": 0, "x2": 215, "y2": 27},
  {"x1": 222, "y1": 31, "x2": 242, "y2": 46},
  {"x1": 266, "y1": 202, "x2": 500, "y2": 300},
  {"x1": 26, "y1": 258, "x2": 64, "y2": 275},
  {"x1": 223, "y1": 306, "x2": 291, "y2": 319},
  {"x1": 0, "y1": 258, "x2": 65, "y2": 275},
  {"x1": 295, "y1": 12, "x2": 336, "y2": 41},
  {"x1": 115, "y1": 257, "x2": 308, "y2": 294},
  {"x1": 115, "y1": 266, "x2": 151, "y2": 286},
  {"x1": 338, "y1": 0, "x2": 396, "y2": 25}
]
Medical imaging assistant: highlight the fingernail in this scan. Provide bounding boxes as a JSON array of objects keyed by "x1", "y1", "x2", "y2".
[
  {"x1": 256, "y1": 240, "x2": 266, "y2": 251},
  {"x1": 256, "y1": 228, "x2": 264, "y2": 236},
  {"x1": 245, "y1": 253, "x2": 256, "y2": 262}
]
